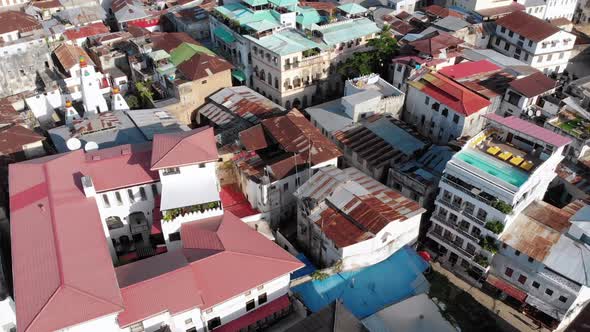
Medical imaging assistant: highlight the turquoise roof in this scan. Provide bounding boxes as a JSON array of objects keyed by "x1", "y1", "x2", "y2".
[
  {"x1": 318, "y1": 18, "x2": 379, "y2": 46},
  {"x1": 242, "y1": 0, "x2": 268, "y2": 6},
  {"x1": 213, "y1": 26, "x2": 236, "y2": 43},
  {"x1": 247, "y1": 29, "x2": 325, "y2": 55},
  {"x1": 245, "y1": 19, "x2": 279, "y2": 32},
  {"x1": 338, "y1": 3, "x2": 367, "y2": 14},
  {"x1": 296, "y1": 6, "x2": 322, "y2": 27},
  {"x1": 215, "y1": 5, "x2": 281, "y2": 27},
  {"x1": 268, "y1": 0, "x2": 297, "y2": 7}
]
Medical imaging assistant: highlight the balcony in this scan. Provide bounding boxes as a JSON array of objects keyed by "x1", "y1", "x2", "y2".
[
  {"x1": 428, "y1": 230, "x2": 475, "y2": 259},
  {"x1": 437, "y1": 197, "x2": 462, "y2": 211},
  {"x1": 462, "y1": 211, "x2": 487, "y2": 226},
  {"x1": 441, "y1": 176, "x2": 496, "y2": 207},
  {"x1": 432, "y1": 214, "x2": 481, "y2": 244}
]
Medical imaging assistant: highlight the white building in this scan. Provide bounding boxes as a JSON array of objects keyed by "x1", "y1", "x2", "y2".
[
  {"x1": 544, "y1": 0, "x2": 578, "y2": 20},
  {"x1": 405, "y1": 70, "x2": 491, "y2": 144},
  {"x1": 426, "y1": 114, "x2": 572, "y2": 281},
  {"x1": 491, "y1": 11, "x2": 576, "y2": 75},
  {"x1": 9, "y1": 125, "x2": 304, "y2": 332},
  {"x1": 499, "y1": 71, "x2": 558, "y2": 118},
  {"x1": 234, "y1": 109, "x2": 342, "y2": 226},
  {"x1": 306, "y1": 73, "x2": 405, "y2": 139},
  {"x1": 295, "y1": 166, "x2": 425, "y2": 270},
  {"x1": 487, "y1": 201, "x2": 590, "y2": 331}
]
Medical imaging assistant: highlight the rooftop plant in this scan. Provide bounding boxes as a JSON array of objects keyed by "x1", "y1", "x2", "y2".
[
  {"x1": 484, "y1": 220, "x2": 504, "y2": 234},
  {"x1": 479, "y1": 236, "x2": 498, "y2": 254},
  {"x1": 492, "y1": 200, "x2": 512, "y2": 214},
  {"x1": 474, "y1": 254, "x2": 489, "y2": 268}
]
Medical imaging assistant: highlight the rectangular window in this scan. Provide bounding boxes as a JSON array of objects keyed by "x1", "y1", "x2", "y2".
[
  {"x1": 505, "y1": 267, "x2": 514, "y2": 277},
  {"x1": 495, "y1": 38, "x2": 501, "y2": 46},
  {"x1": 283, "y1": 182, "x2": 288, "y2": 191},
  {"x1": 151, "y1": 184, "x2": 159, "y2": 198},
  {"x1": 199, "y1": 163, "x2": 205, "y2": 168},
  {"x1": 545, "y1": 288, "x2": 554, "y2": 296},
  {"x1": 515, "y1": 250, "x2": 520, "y2": 256},
  {"x1": 528, "y1": 40, "x2": 533, "y2": 47},
  {"x1": 442, "y1": 109, "x2": 448, "y2": 117},
  {"x1": 547, "y1": 54, "x2": 553, "y2": 61},
  {"x1": 518, "y1": 274, "x2": 527, "y2": 284},
  {"x1": 559, "y1": 52, "x2": 564, "y2": 59},
  {"x1": 102, "y1": 194, "x2": 111, "y2": 208},
  {"x1": 207, "y1": 317, "x2": 221, "y2": 330},
  {"x1": 524, "y1": 53, "x2": 529, "y2": 62},
  {"x1": 246, "y1": 299, "x2": 255, "y2": 311},
  {"x1": 500, "y1": 27, "x2": 506, "y2": 33},
  {"x1": 559, "y1": 296, "x2": 568, "y2": 303},
  {"x1": 169, "y1": 232, "x2": 181, "y2": 242},
  {"x1": 163, "y1": 167, "x2": 180, "y2": 175},
  {"x1": 528, "y1": 257, "x2": 534, "y2": 263},
  {"x1": 115, "y1": 192, "x2": 123, "y2": 205},
  {"x1": 130, "y1": 322, "x2": 144, "y2": 332},
  {"x1": 532, "y1": 281, "x2": 540, "y2": 288},
  {"x1": 508, "y1": 31, "x2": 514, "y2": 37},
  {"x1": 537, "y1": 55, "x2": 543, "y2": 63},
  {"x1": 425, "y1": 96, "x2": 430, "y2": 105},
  {"x1": 258, "y1": 293, "x2": 267, "y2": 305},
  {"x1": 139, "y1": 187, "x2": 147, "y2": 201},
  {"x1": 127, "y1": 189, "x2": 135, "y2": 203},
  {"x1": 453, "y1": 114, "x2": 459, "y2": 124},
  {"x1": 504, "y1": 43, "x2": 510, "y2": 51},
  {"x1": 502, "y1": 243, "x2": 507, "y2": 249}
]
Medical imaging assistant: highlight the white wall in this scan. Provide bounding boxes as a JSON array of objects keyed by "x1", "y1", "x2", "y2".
[
  {"x1": 59, "y1": 313, "x2": 120, "y2": 332},
  {"x1": 0, "y1": 298, "x2": 15, "y2": 332}
]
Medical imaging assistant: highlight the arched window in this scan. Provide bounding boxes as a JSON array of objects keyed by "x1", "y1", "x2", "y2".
[
  {"x1": 285, "y1": 100, "x2": 291, "y2": 109},
  {"x1": 259, "y1": 69, "x2": 265, "y2": 80},
  {"x1": 302, "y1": 95, "x2": 308, "y2": 108},
  {"x1": 267, "y1": 72, "x2": 272, "y2": 84},
  {"x1": 293, "y1": 98, "x2": 301, "y2": 109},
  {"x1": 106, "y1": 216, "x2": 124, "y2": 230}
]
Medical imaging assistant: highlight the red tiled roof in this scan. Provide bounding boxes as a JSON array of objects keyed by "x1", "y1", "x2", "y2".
[
  {"x1": 63, "y1": 22, "x2": 110, "y2": 41},
  {"x1": 0, "y1": 126, "x2": 44, "y2": 155},
  {"x1": 177, "y1": 52, "x2": 233, "y2": 81},
  {"x1": 439, "y1": 60, "x2": 501, "y2": 80},
  {"x1": 495, "y1": 11, "x2": 560, "y2": 42},
  {"x1": 424, "y1": 5, "x2": 463, "y2": 18},
  {"x1": 261, "y1": 110, "x2": 342, "y2": 166},
  {"x1": 410, "y1": 72, "x2": 491, "y2": 116},
  {"x1": 9, "y1": 152, "x2": 124, "y2": 332},
  {"x1": 31, "y1": 0, "x2": 62, "y2": 9},
  {"x1": 408, "y1": 31, "x2": 464, "y2": 56},
  {"x1": 116, "y1": 251, "x2": 204, "y2": 327},
  {"x1": 239, "y1": 124, "x2": 268, "y2": 151},
  {"x1": 53, "y1": 43, "x2": 94, "y2": 71},
  {"x1": 549, "y1": 17, "x2": 572, "y2": 27},
  {"x1": 150, "y1": 127, "x2": 218, "y2": 170},
  {"x1": 181, "y1": 212, "x2": 303, "y2": 308},
  {"x1": 508, "y1": 72, "x2": 557, "y2": 98},
  {"x1": 484, "y1": 114, "x2": 572, "y2": 147},
  {"x1": 0, "y1": 11, "x2": 41, "y2": 36}
]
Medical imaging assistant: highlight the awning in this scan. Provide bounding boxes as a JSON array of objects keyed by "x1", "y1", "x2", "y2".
[
  {"x1": 232, "y1": 69, "x2": 246, "y2": 82},
  {"x1": 487, "y1": 274, "x2": 528, "y2": 302},
  {"x1": 215, "y1": 295, "x2": 290, "y2": 332},
  {"x1": 213, "y1": 26, "x2": 236, "y2": 44}
]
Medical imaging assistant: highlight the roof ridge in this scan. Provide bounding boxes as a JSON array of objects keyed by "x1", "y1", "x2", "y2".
[
  {"x1": 64, "y1": 284, "x2": 124, "y2": 311},
  {"x1": 151, "y1": 132, "x2": 187, "y2": 168},
  {"x1": 119, "y1": 264, "x2": 193, "y2": 291},
  {"x1": 224, "y1": 248, "x2": 303, "y2": 266}
]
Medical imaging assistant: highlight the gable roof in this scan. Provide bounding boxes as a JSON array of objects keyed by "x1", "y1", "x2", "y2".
[
  {"x1": 409, "y1": 72, "x2": 491, "y2": 116},
  {"x1": 0, "y1": 11, "x2": 41, "y2": 35},
  {"x1": 181, "y1": 212, "x2": 304, "y2": 308},
  {"x1": 508, "y1": 72, "x2": 557, "y2": 97},
  {"x1": 408, "y1": 31, "x2": 463, "y2": 56},
  {"x1": 150, "y1": 127, "x2": 218, "y2": 170},
  {"x1": 10, "y1": 152, "x2": 124, "y2": 332},
  {"x1": 495, "y1": 11, "x2": 561, "y2": 42},
  {"x1": 0, "y1": 126, "x2": 45, "y2": 155},
  {"x1": 260, "y1": 110, "x2": 342, "y2": 165},
  {"x1": 53, "y1": 43, "x2": 94, "y2": 71}
]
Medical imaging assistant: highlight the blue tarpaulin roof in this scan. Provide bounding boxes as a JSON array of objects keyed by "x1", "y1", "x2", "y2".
[
  {"x1": 292, "y1": 246, "x2": 429, "y2": 319},
  {"x1": 292, "y1": 253, "x2": 317, "y2": 279}
]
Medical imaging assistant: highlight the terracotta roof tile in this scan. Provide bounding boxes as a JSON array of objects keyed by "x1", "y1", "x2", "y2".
[
  {"x1": 0, "y1": 11, "x2": 41, "y2": 36},
  {"x1": 495, "y1": 11, "x2": 561, "y2": 42}
]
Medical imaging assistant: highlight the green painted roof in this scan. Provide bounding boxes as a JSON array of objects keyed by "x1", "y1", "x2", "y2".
[
  {"x1": 245, "y1": 19, "x2": 279, "y2": 32},
  {"x1": 296, "y1": 6, "x2": 322, "y2": 27},
  {"x1": 318, "y1": 18, "x2": 379, "y2": 46},
  {"x1": 246, "y1": 29, "x2": 325, "y2": 55},
  {"x1": 268, "y1": 0, "x2": 297, "y2": 7},
  {"x1": 232, "y1": 69, "x2": 246, "y2": 81},
  {"x1": 338, "y1": 3, "x2": 367, "y2": 14},
  {"x1": 169, "y1": 42, "x2": 216, "y2": 66},
  {"x1": 213, "y1": 26, "x2": 236, "y2": 43},
  {"x1": 148, "y1": 50, "x2": 170, "y2": 61},
  {"x1": 242, "y1": 0, "x2": 268, "y2": 6}
]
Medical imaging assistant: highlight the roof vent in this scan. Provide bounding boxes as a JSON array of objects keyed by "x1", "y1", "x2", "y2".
[
  {"x1": 92, "y1": 155, "x2": 101, "y2": 161},
  {"x1": 121, "y1": 147, "x2": 131, "y2": 155},
  {"x1": 81, "y1": 176, "x2": 96, "y2": 197}
]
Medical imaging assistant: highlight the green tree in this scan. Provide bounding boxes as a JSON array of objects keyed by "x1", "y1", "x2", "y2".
[
  {"x1": 135, "y1": 80, "x2": 153, "y2": 108},
  {"x1": 337, "y1": 52, "x2": 374, "y2": 78},
  {"x1": 125, "y1": 95, "x2": 140, "y2": 109}
]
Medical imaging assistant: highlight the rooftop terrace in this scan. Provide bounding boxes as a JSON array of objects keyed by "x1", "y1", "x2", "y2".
[{"x1": 547, "y1": 110, "x2": 590, "y2": 140}]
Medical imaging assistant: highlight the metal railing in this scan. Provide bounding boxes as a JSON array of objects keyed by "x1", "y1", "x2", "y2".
[
  {"x1": 428, "y1": 231, "x2": 475, "y2": 259},
  {"x1": 432, "y1": 214, "x2": 481, "y2": 244},
  {"x1": 441, "y1": 176, "x2": 495, "y2": 207}
]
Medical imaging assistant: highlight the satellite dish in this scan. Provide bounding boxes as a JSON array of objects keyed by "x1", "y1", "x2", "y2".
[
  {"x1": 528, "y1": 110, "x2": 534, "y2": 117},
  {"x1": 84, "y1": 141, "x2": 99, "y2": 151},
  {"x1": 66, "y1": 138, "x2": 82, "y2": 151},
  {"x1": 536, "y1": 110, "x2": 542, "y2": 117}
]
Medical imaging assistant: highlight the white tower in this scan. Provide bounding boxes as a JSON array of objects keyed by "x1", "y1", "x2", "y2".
[
  {"x1": 79, "y1": 56, "x2": 108, "y2": 115},
  {"x1": 111, "y1": 86, "x2": 129, "y2": 111},
  {"x1": 64, "y1": 100, "x2": 81, "y2": 124}
]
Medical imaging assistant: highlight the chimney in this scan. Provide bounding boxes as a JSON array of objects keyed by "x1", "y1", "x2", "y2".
[{"x1": 81, "y1": 176, "x2": 96, "y2": 197}]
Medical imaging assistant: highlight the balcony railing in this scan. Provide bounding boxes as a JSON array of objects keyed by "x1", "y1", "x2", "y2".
[
  {"x1": 428, "y1": 230, "x2": 475, "y2": 259},
  {"x1": 438, "y1": 197, "x2": 462, "y2": 211},
  {"x1": 441, "y1": 176, "x2": 495, "y2": 207},
  {"x1": 432, "y1": 214, "x2": 481, "y2": 244}
]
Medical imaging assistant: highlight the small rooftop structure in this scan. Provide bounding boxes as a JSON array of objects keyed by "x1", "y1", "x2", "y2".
[
  {"x1": 0, "y1": 126, "x2": 45, "y2": 157},
  {"x1": 484, "y1": 114, "x2": 572, "y2": 148},
  {"x1": 63, "y1": 22, "x2": 109, "y2": 41},
  {"x1": 476, "y1": 2, "x2": 525, "y2": 20},
  {"x1": 432, "y1": 16, "x2": 470, "y2": 32},
  {"x1": 285, "y1": 301, "x2": 367, "y2": 332},
  {"x1": 495, "y1": 10, "x2": 560, "y2": 42},
  {"x1": 423, "y1": 5, "x2": 463, "y2": 18},
  {"x1": 150, "y1": 127, "x2": 218, "y2": 170},
  {"x1": 408, "y1": 31, "x2": 464, "y2": 56}
]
